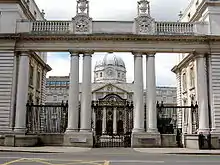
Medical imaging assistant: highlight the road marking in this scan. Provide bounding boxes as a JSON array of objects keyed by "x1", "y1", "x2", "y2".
[
  {"x1": 103, "y1": 160, "x2": 110, "y2": 165},
  {"x1": 0, "y1": 158, "x2": 24, "y2": 165}
]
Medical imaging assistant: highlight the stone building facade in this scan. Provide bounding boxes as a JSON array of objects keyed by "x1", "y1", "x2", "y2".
[
  {"x1": 0, "y1": 0, "x2": 51, "y2": 132},
  {"x1": 172, "y1": 0, "x2": 220, "y2": 142}
]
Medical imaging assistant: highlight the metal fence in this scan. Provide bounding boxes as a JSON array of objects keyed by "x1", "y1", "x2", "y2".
[{"x1": 26, "y1": 101, "x2": 68, "y2": 134}]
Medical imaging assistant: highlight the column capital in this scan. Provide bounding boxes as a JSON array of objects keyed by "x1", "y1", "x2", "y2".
[
  {"x1": 146, "y1": 53, "x2": 156, "y2": 57},
  {"x1": 131, "y1": 51, "x2": 143, "y2": 56},
  {"x1": 83, "y1": 50, "x2": 94, "y2": 56},
  {"x1": 69, "y1": 50, "x2": 80, "y2": 56}
]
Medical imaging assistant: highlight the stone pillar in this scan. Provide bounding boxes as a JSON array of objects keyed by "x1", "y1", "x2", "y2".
[
  {"x1": 113, "y1": 107, "x2": 117, "y2": 134},
  {"x1": 102, "y1": 107, "x2": 106, "y2": 134},
  {"x1": 146, "y1": 54, "x2": 158, "y2": 133},
  {"x1": 80, "y1": 53, "x2": 92, "y2": 132},
  {"x1": 66, "y1": 52, "x2": 79, "y2": 133},
  {"x1": 14, "y1": 53, "x2": 30, "y2": 133},
  {"x1": 196, "y1": 54, "x2": 209, "y2": 133},
  {"x1": 133, "y1": 53, "x2": 145, "y2": 132}
]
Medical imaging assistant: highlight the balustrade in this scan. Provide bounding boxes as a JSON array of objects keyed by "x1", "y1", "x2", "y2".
[
  {"x1": 156, "y1": 22, "x2": 194, "y2": 35},
  {"x1": 28, "y1": 20, "x2": 195, "y2": 35},
  {"x1": 32, "y1": 21, "x2": 71, "y2": 33}
]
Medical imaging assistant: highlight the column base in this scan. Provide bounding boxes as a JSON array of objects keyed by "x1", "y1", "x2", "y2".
[
  {"x1": 4, "y1": 134, "x2": 38, "y2": 147},
  {"x1": 131, "y1": 132, "x2": 161, "y2": 148},
  {"x1": 198, "y1": 128, "x2": 210, "y2": 134},
  {"x1": 132, "y1": 128, "x2": 145, "y2": 133},
  {"x1": 147, "y1": 128, "x2": 159, "y2": 133},
  {"x1": 65, "y1": 129, "x2": 79, "y2": 134},
  {"x1": 14, "y1": 128, "x2": 26, "y2": 134},
  {"x1": 184, "y1": 134, "x2": 220, "y2": 149},
  {"x1": 63, "y1": 132, "x2": 93, "y2": 148}
]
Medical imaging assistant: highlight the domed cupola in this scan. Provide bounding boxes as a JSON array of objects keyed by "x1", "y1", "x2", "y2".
[{"x1": 94, "y1": 53, "x2": 126, "y2": 83}]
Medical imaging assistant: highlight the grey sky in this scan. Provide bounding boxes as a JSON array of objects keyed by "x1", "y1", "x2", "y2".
[{"x1": 35, "y1": 0, "x2": 190, "y2": 87}]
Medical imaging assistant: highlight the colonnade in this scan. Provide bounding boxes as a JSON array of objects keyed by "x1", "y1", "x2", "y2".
[
  {"x1": 65, "y1": 51, "x2": 159, "y2": 134},
  {"x1": 13, "y1": 51, "x2": 210, "y2": 135}
]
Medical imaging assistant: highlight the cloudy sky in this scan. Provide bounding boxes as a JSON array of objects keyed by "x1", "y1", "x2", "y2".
[{"x1": 35, "y1": 0, "x2": 189, "y2": 87}]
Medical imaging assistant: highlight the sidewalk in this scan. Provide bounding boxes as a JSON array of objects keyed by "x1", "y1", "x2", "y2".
[
  {"x1": 134, "y1": 148, "x2": 220, "y2": 155},
  {"x1": 0, "y1": 147, "x2": 220, "y2": 154},
  {"x1": 0, "y1": 146, "x2": 91, "y2": 153}
]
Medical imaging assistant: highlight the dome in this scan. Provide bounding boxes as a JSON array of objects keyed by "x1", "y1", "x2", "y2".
[{"x1": 95, "y1": 53, "x2": 125, "y2": 69}]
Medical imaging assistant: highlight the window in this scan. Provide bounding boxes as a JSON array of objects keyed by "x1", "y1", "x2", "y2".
[
  {"x1": 190, "y1": 67, "x2": 195, "y2": 88},
  {"x1": 182, "y1": 73, "x2": 187, "y2": 91},
  {"x1": 118, "y1": 73, "x2": 120, "y2": 78},
  {"x1": 29, "y1": 65, "x2": 34, "y2": 86},
  {"x1": 36, "y1": 71, "x2": 41, "y2": 89},
  {"x1": 53, "y1": 96, "x2": 58, "y2": 101},
  {"x1": 100, "y1": 72, "x2": 102, "y2": 78}
]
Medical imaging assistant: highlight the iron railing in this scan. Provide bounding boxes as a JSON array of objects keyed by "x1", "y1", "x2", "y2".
[
  {"x1": 26, "y1": 101, "x2": 68, "y2": 134},
  {"x1": 157, "y1": 101, "x2": 199, "y2": 134}
]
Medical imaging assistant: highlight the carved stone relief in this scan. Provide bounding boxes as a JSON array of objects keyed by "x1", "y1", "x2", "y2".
[
  {"x1": 135, "y1": 16, "x2": 155, "y2": 35},
  {"x1": 73, "y1": 15, "x2": 92, "y2": 34}
]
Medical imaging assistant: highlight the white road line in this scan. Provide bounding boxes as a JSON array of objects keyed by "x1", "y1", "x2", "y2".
[{"x1": 104, "y1": 160, "x2": 165, "y2": 163}]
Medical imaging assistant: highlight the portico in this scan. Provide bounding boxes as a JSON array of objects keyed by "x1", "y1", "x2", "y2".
[{"x1": 0, "y1": 0, "x2": 220, "y2": 148}]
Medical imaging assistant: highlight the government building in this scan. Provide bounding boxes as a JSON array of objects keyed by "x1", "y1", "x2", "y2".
[
  {"x1": 45, "y1": 53, "x2": 177, "y2": 142},
  {"x1": 0, "y1": 0, "x2": 220, "y2": 148}
]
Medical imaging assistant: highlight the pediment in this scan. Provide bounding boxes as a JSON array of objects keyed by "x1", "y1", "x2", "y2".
[{"x1": 92, "y1": 83, "x2": 129, "y2": 94}]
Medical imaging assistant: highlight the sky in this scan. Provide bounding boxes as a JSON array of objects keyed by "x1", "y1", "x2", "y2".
[{"x1": 35, "y1": 0, "x2": 189, "y2": 87}]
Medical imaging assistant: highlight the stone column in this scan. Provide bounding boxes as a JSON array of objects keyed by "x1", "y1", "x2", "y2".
[
  {"x1": 146, "y1": 54, "x2": 158, "y2": 133},
  {"x1": 133, "y1": 53, "x2": 145, "y2": 132},
  {"x1": 14, "y1": 52, "x2": 30, "y2": 133},
  {"x1": 66, "y1": 52, "x2": 79, "y2": 133},
  {"x1": 102, "y1": 107, "x2": 106, "y2": 133},
  {"x1": 113, "y1": 107, "x2": 117, "y2": 134},
  {"x1": 196, "y1": 54, "x2": 209, "y2": 133},
  {"x1": 80, "y1": 53, "x2": 92, "y2": 132}
]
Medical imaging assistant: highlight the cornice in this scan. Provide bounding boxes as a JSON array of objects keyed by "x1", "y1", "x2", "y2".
[
  {"x1": 1, "y1": 33, "x2": 220, "y2": 42},
  {"x1": 13, "y1": 34, "x2": 220, "y2": 42},
  {"x1": 29, "y1": 51, "x2": 52, "y2": 72},
  {"x1": 171, "y1": 53, "x2": 195, "y2": 73}
]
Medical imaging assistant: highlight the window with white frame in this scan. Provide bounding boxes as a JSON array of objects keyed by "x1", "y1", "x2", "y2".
[
  {"x1": 182, "y1": 73, "x2": 187, "y2": 91},
  {"x1": 190, "y1": 67, "x2": 195, "y2": 88}
]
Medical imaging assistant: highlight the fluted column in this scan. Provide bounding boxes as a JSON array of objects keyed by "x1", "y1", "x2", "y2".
[
  {"x1": 133, "y1": 53, "x2": 145, "y2": 132},
  {"x1": 80, "y1": 53, "x2": 92, "y2": 132},
  {"x1": 14, "y1": 52, "x2": 30, "y2": 133},
  {"x1": 196, "y1": 54, "x2": 209, "y2": 133},
  {"x1": 66, "y1": 52, "x2": 79, "y2": 133},
  {"x1": 102, "y1": 107, "x2": 107, "y2": 133},
  {"x1": 146, "y1": 54, "x2": 158, "y2": 133},
  {"x1": 113, "y1": 107, "x2": 117, "y2": 134}
]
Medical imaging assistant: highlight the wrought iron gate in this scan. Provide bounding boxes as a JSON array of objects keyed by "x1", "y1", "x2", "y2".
[
  {"x1": 157, "y1": 101, "x2": 198, "y2": 147},
  {"x1": 92, "y1": 94, "x2": 133, "y2": 148},
  {"x1": 26, "y1": 101, "x2": 68, "y2": 134}
]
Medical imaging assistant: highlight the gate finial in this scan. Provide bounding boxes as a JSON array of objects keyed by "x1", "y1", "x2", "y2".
[
  {"x1": 76, "y1": 0, "x2": 89, "y2": 16},
  {"x1": 137, "y1": 0, "x2": 150, "y2": 16}
]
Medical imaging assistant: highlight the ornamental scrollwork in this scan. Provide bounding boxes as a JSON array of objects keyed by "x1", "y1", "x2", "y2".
[
  {"x1": 135, "y1": 16, "x2": 155, "y2": 35},
  {"x1": 73, "y1": 15, "x2": 92, "y2": 34}
]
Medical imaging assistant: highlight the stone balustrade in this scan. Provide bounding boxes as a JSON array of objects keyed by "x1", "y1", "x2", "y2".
[
  {"x1": 16, "y1": 20, "x2": 197, "y2": 35},
  {"x1": 32, "y1": 21, "x2": 71, "y2": 33},
  {"x1": 156, "y1": 22, "x2": 194, "y2": 35}
]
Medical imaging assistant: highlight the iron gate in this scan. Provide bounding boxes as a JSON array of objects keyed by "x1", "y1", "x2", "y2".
[
  {"x1": 26, "y1": 101, "x2": 68, "y2": 134},
  {"x1": 92, "y1": 94, "x2": 133, "y2": 148},
  {"x1": 157, "y1": 101, "x2": 198, "y2": 147}
]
